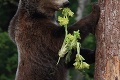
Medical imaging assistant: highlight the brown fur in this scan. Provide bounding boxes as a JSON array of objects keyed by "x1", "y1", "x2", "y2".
[{"x1": 8, "y1": 0, "x2": 100, "y2": 80}]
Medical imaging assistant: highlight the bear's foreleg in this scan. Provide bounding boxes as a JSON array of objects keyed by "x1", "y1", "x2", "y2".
[{"x1": 68, "y1": 3, "x2": 100, "y2": 42}]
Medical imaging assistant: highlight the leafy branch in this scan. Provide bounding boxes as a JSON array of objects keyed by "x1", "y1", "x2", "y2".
[{"x1": 57, "y1": 8, "x2": 89, "y2": 70}]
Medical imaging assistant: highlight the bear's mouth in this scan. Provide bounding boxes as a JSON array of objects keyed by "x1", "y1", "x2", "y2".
[
  {"x1": 55, "y1": 3, "x2": 70, "y2": 11},
  {"x1": 51, "y1": 3, "x2": 67, "y2": 11},
  {"x1": 50, "y1": 3, "x2": 70, "y2": 11},
  {"x1": 53, "y1": 5, "x2": 64, "y2": 11},
  {"x1": 54, "y1": 5, "x2": 68, "y2": 11}
]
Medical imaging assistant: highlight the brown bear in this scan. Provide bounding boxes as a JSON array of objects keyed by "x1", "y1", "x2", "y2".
[{"x1": 8, "y1": 0, "x2": 100, "y2": 80}]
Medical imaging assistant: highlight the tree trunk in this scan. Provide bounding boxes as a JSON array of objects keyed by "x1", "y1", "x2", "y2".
[{"x1": 94, "y1": 0, "x2": 120, "y2": 80}]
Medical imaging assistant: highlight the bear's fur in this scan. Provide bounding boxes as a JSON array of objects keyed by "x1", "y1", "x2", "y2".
[{"x1": 8, "y1": 0, "x2": 100, "y2": 80}]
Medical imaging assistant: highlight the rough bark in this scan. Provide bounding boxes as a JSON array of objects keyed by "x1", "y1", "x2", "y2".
[{"x1": 94, "y1": 0, "x2": 120, "y2": 80}]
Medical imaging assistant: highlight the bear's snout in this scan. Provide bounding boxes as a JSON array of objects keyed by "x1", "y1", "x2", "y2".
[{"x1": 63, "y1": 1, "x2": 70, "y2": 7}]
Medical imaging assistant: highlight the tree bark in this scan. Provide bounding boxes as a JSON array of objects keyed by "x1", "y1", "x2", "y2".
[{"x1": 94, "y1": 0, "x2": 120, "y2": 80}]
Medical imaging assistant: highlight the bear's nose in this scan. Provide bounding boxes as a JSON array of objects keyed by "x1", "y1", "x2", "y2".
[{"x1": 63, "y1": 1, "x2": 70, "y2": 7}]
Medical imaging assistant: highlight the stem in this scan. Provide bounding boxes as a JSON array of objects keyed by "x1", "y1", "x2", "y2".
[
  {"x1": 56, "y1": 57, "x2": 61, "y2": 65},
  {"x1": 64, "y1": 15, "x2": 68, "y2": 37},
  {"x1": 65, "y1": 25, "x2": 68, "y2": 37}
]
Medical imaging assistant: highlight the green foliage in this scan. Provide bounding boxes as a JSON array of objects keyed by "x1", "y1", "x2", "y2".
[
  {"x1": 0, "y1": 29, "x2": 17, "y2": 80},
  {"x1": 0, "y1": 0, "x2": 18, "y2": 31},
  {"x1": 82, "y1": 33, "x2": 96, "y2": 50},
  {"x1": 57, "y1": 0, "x2": 78, "y2": 26},
  {"x1": 83, "y1": 64, "x2": 94, "y2": 80}
]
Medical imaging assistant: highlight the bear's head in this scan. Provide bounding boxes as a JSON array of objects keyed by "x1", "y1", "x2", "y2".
[{"x1": 21, "y1": 0, "x2": 70, "y2": 17}]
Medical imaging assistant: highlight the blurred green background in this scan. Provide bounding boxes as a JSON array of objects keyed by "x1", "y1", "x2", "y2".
[{"x1": 0, "y1": 0, "x2": 97, "y2": 80}]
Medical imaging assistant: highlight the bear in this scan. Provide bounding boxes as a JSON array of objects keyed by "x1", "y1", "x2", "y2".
[{"x1": 8, "y1": 0, "x2": 100, "y2": 80}]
